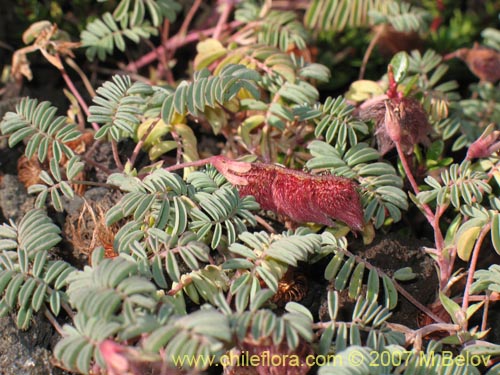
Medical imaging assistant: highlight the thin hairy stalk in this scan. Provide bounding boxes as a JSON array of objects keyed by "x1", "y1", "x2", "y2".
[
  {"x1": 159, "y1": 20, "x2": 174, "y2": 82},
  {"x1": 70, "y1": 180, "x2": 120, "y2": 190},
  {"x1": 167, "y1": 276, "x2": 192, "y2": 296},
  {"x1": 254, "y1": 214, "x2": 276, "y2": 233},
  {"x1": 178, "y1": 0, "x2": 203, "y2": 38},
  {"x1": 164, "y1": 157, "x2": 213, "y2": 171},
  {"x1": 55, "y1": 55, "x2": 99, "y2": 131},
  {"x1": 80, "y1": 154, "x2": 113, "y2": 175},
  {"x1": 394, "y1": 142, "x2": 448, "y2": 288},
  {"x1": 481, "y1": 293, "x2": 490, "y2": 332},
  {"x1": 111, "y1": 140, "x2": 124, "y2": 170},
  {"x1": 394, "y1": 143, "x2": 440, "y2": 229},
  {"x1": 65, "y1": 57, "x2": 96, "y2": 97},
  {"x1": 359, "y1": 25, "x2": 385, "y2": 80},
  {"x1": 409, "y1": 323, "x2": 460, "y2": 348},
  {"x1": 462, "y1": 222, "x2": 491, "y2": 328},
  {"x1": 44, "y1": 309, "x2": 65, "y2": 336},
  {"x1": 61, "y1": 300, "x2": 74, "y2": 319},
  {"x1": 129, "y1": 119, "x2": 159, "y2": 168}
]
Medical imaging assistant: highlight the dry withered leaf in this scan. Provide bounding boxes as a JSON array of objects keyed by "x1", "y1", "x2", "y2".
[
  {"x1": 64, "y1": 199, "x2": 120, "y2": 264},
  {"x1": 12, "y1": 21, "x2": 81, "y2": 80}
]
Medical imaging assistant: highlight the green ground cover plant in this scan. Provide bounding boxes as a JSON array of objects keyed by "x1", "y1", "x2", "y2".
[{"x1": 1, "y1": 0, "x2": 500, "y2": 374}]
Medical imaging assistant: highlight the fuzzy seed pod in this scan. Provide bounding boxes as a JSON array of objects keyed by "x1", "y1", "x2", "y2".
[{"x1": 211, "y1": 156, "x2": 364, "y2": 231}]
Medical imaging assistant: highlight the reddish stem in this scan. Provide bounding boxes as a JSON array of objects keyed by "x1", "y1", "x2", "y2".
[
  {"x1": 58, "y1": 63, "x2": 100, "y2": 131},
  {"x1": 44, "y1": 309, "x2": 65, "y2": 336},
  {"x1": 111, "y1": 140, "x2": 124, "y2": 171},
  {"x1": 395, "y1": 141, "x2": 450, "y2": 289},
  {"x1": 126, "y1": 20, "x2": 242, "y2": 71},
  {"x1": 129, "y1": 119, "x2": 159, "y2": 168},
  {"x1": 359, "y1": 25, "x2": 384, "y2": 80},
  {"x1": 164, "y1": 157, "x2": 214, "y2": 172},
  {"x1": 213, "y1": 0, "x2": 234, "y2": 40},
  {"x1": 178, "y1": 0, "x2": 203, "y2": 39},
  {"x1": 462, "y1": 222, "x2": 491, "y2": 328}
]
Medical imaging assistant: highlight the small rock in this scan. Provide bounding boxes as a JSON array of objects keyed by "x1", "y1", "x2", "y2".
[
  {"x1": 0, "y1": 314, "x2": 69, "y2": 375},
  {"x1": 0, "y1": 174, "x2": 35, "y2": 223}
]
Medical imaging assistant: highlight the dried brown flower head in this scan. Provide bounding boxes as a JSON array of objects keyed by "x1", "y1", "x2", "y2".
[
  {"x1": 271, "y1": 270, "x2": 308, "y2": 307},
  {"x1": 357, "y1": 95, "x2": 431, "y2": 155},
  {"x1": 17, "y1": 155, "x2": 43, "y2": 188},
  {"x1": 445, "y1": 43, "x2": 500, "y2": 83},
  {"x1": 64, "y1": 199, "x2": 120, "y2": 264},
  {"x1": 17, "y1": 131, "x2": 94, "y2": 195}
]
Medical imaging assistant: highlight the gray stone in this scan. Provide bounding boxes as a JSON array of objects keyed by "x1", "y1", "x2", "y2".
[
  {"x1": 0, "y1": 315, "x2": 69, "y2": 375},
  {"x1": 0, "y1": 174, "x2": 35, "y2": 223}
]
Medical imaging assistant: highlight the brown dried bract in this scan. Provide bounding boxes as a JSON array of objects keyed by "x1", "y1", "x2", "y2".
[
  {"x1": 271, "y1": 270, "x2": 308, "y2": 307},
  {"x1": 17, "y1": 155, "x2": 43, "y2": 188},
  {"x1": 17, "y1": 131, "x2": 94, "y2": 195}
]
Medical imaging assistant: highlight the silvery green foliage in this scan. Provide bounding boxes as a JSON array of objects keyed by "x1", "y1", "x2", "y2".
[
  {"x1": 304, "y1": 0, "x2": 430, "y2": 33},
  {"x1": 235, "y1": 0, "x2": 308, "y2": 51},
  {"x1": 3, "y1": 2, "x2": 499, "y2": 372},
  {"x1": 0, "y1": 97, "x2": 81, "y2": 163},
  {"x1": 89, "y1": 75, "x2": 154, "y2": 141},
  {"x1": 106, "y1": 166, "x2": 258, "y2": 289},
  {"x1": 161, "y1": 64, "x2": 261, "y2": 124},
  {"x1": 0, "y1": 210, "x2": 74, "y2": 329},
  {"x1": 81, "y1": 0, "x2": 181, "y2": 61}
]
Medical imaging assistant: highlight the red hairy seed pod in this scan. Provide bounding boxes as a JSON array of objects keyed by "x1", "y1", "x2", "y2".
[{"x1": 210, "y1": 156, "x2": 365, "y2": 232}]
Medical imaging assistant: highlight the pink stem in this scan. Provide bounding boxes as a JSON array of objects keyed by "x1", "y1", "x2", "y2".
[
  {"x1": 462, "y1": 222, "x2": 491, "y2": 328},
  {"x1": 395, "y1": 141, "x2": 450, "y2": 289},
  {"x1": 126, "y1": 20, "x2": 242, "y2": 71},
  {"x1": 59, "y1": 66, "x2": 100, "y2": 131},
  {"x1": 213, "y1": 0, "x2": 234, "y2": 40},
  {"x1": 111, "y1": 140, "x2": 124, "y2": 170},
  {"x1": 177, "y1": 0, "x2": 203, "y2": 39},
  {"x1": 129, "y1": 119, "x2": 159, "y2": 168},
  {"x1": 164, "y1": 157, "x2": 214, "y2": 172}
]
